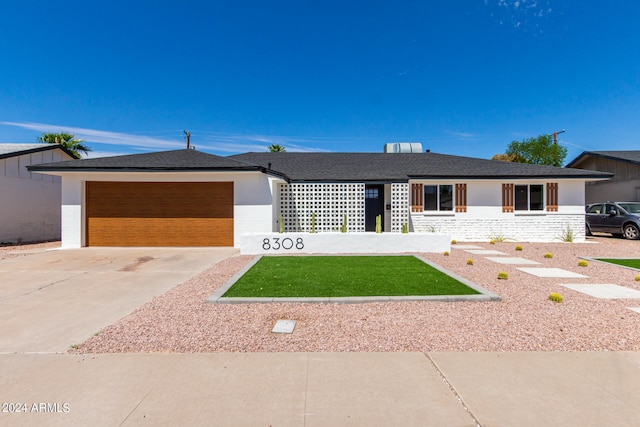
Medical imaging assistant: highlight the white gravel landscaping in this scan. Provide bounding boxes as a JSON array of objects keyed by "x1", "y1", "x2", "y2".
[{"x1": 62, "y1": 236, "x2": 640, "y2": 353}]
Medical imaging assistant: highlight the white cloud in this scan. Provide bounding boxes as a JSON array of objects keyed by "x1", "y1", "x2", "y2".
[
  {"x1": 1, "y1": 121, "x2": 181, "y2": 150},
  {"x1": 445, "y1": 131, "x2": 480, "y2": 140},
  {"x1": 0, "y1": 121, "x2": 331, "y2": 155}
]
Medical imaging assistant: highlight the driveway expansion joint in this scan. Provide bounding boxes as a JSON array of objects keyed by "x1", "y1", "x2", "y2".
[{"x1": 424, "y1": 353, "x2": 481, "y2": 427}]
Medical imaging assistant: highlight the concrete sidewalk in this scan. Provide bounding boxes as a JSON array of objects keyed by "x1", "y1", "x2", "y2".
[{"x1": 2, "y1": 352, "x2": 638, "y2": 426}]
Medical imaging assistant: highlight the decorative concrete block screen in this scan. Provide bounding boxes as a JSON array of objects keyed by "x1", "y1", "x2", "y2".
[
  {"x1": 391, "y1": 183, "x2": 409, "y2": 232},
  {"x1": 279, "y1": 183, "x2": 365, "y2": 232}
]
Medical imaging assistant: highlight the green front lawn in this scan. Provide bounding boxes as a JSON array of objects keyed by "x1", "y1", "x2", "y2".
[
  {"x1": 594, "y1": 258, "x2": 640, "y2": 270},
  {"x1": 222, "y1": 255, "x2": 480, "y2": 298}
]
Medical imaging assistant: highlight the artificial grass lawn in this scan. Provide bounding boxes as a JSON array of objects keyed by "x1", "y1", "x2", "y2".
[
  {"x1": 595, "y1": 258, "x2": 640, "y2": 270},
  {"x1": 223, "y1": 256, "x2": 480, "y2": 298}
]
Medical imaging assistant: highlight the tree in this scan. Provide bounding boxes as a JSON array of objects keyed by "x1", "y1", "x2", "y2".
[
  {"x1": 492, "y1": 134, "x2": 567, "y2": 167},
  {"x1": 38, "y1": 132, "x2": 91, "y2": 157},
  {"x1": 490, "y1": 152, "x2": 524, "y2": 163},
  {"x1": 267, "y1": 144, "x2": 286, "y2": 152}
]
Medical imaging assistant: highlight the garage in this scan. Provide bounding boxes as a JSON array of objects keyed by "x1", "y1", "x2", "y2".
[{"x1": 86, "y1": 181, "x2": 233, "y2": 246}]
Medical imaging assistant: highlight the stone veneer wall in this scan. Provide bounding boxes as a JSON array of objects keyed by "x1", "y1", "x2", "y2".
[{"x1": 411, "y1": 213, "x2": 585, "y2": 242}]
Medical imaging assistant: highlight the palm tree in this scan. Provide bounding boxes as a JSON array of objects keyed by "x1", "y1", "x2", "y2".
[
  {"x1": 267, "y1": 144, "x2": 286, "y2": 152},
  {"x1": 38, "y1": 132, "x2": 91, "y2": 157}
]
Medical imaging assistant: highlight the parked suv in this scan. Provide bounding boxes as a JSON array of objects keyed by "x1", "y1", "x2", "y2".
[{"x1": 585, "y1": 202, "x2": 640, "y2": 240}]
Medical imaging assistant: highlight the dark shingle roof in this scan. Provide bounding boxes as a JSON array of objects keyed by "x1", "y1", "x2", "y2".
[
  {"x1": 566, "y1": 151, "x2": 640, "y2": 168},
  {"x1": 230, "y1": 152, "x2": 612, "y2": 182},
  {"x1": 27, "y1": 149, "x2": 268, "y2": 173},
  {"x1": 0, "y1": 143, "x2": 77, "y2": 160},
  {"x1": 27, "y1": 148, "x2": 612, "y2": 181}
]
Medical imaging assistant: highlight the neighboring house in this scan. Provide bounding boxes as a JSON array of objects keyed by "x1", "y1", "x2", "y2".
[
  {"x1": 28, "y1": 148, "x2": 611, "y2": 248},
  {"x1": 566, "y1": 151, "x2": 640, "y2": 204},
  {"x1": 0, "y1": 144, "x2": 77, "y2": 244}
]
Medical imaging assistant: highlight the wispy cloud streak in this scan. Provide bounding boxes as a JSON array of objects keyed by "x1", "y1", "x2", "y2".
[
  {"x1": 2, "y1": 121, "x2": 182, "y2": 150},
  {"x1": 0, "y1": 122, "x2": 331, "y2": 154}
]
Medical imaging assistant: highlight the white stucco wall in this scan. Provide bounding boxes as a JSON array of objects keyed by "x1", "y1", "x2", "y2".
[
  {"x1": 53, "y1": 171, "x2": 279, "y2": 248},
  {"x1": 410, "y1": 179, "x2": 587, "y2": 242},
  {"x1": 0, "y1": 149, "x2": 69, "y2": 244}
]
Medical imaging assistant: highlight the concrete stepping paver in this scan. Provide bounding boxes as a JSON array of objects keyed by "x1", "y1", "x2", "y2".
[
  {"x1": 516, "y1": 267, "x2": 588, "y2": 279},
  {"x1": 465, "y1": 249, "x2": 507, "y2": 255},
  {"x1": 272, "y1": 319, "x2": 297, "y2": 333},
  {"x1": 559, "y1": 284, "x2": 640, "y2": 299},
  {"x1": 486, "y1": 257, "x2": 540, "y2": 265},
  {"x1": 451, "y1": 244, "x2": 484, "y2": 249},
  {"x1": 627, "y1": 307, "x2": 640, "y2": 314}
]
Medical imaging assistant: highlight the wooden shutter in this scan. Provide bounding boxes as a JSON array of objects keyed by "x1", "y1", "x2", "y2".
[
  {"x1": 455, "y1": 183, "x2": 467, "y2": 212},
  {"x1": 546, "y1": 182, "x2": 558, "y2": 212},
  {"x1": 411, "y1": 183, "x2": 423, "y2": 212},
  {"x1": 502, "y1": 183, "x2": 514, "y2": 212}
]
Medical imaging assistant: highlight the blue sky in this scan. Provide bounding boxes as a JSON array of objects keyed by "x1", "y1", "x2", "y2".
[{"x1": 1, "y1": 1, "x2": 638, "y2": 162}]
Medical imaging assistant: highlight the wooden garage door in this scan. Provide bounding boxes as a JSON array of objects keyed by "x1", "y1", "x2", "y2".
[{"x1": 86, "y1": 182, "x2": 233, "y2": 247}]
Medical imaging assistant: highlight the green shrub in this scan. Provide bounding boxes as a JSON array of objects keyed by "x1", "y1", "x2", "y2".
[
  {"x1": 341, "y1": 214, "x2": 347, "y2": 233},
  {"x1": 375, "y1": 214, "x2": 382, "y2": 233},
  {"x1": 444, "y1": 251, "x2": 449, "y2": 256},
  {"x1": 515, "y1": 245, "x2": 523, "y2": 251},
  {"x1": 578, "y1": 260, "x2": 588, "y2": 267},
  {"x1": 548, "y1": 293, "x2": 563, "y2": 303},
  {"x1": 635, "y1": 275, "x2": 640, "y2": 282},
  {"x1": 544, "y1": 253, "x2": 553, "y2": 259},
  {"x1": 279, "y1": 214, "x2": 284, "y2": 233},
  {"x1": 490, "y1": 239, "x2": 496, "y2": 245},
  {"x1": 497, "y1": 271, "x2": 508, "y2": 280},
  {"x1": 467, "y1": 259, "x2": 473, "y2": 265},
  {"x1": 401, "y1": 223, "x2": 409, "y2": 234},
  {"x1": 311, "y1": 212, "x2": 316, "y2": 233},
  {"x1": 451, "y1": 239, "x2": 457, "y2": 244}
]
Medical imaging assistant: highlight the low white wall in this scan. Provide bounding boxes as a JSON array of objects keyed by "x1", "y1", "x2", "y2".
[
  {"x1": 240, "y1": 232, "x2": 451, "y2": 255},
  {"x1": 411, "y1": 213, "x2": 585, "y2": 242}
]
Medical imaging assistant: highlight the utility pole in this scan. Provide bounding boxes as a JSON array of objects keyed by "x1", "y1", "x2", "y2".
[
  {"x1": 551, "y1": 129, "x2": 565, "y2": 145},
  {"x1": 184, "y1": 130, "x2": 191, "y2": 149}
]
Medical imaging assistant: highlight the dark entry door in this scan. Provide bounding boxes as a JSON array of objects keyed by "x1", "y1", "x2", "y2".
[{"x1": 365, "y1": 184, "x2": 385, "y2": 232}]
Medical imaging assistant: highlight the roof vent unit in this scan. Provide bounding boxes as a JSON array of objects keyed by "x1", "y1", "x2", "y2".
[{"x1": 383, "y1": 142, "x2": 423, "y2": 153}]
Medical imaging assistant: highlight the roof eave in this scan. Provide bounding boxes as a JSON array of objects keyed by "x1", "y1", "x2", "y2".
[
  {"x1": 566, "y1": 151, "x2": 640, "y2": 168},
  {"x1": 0, "y1": 145, "x2": 78, "y2": 161},
  {"x1": 408, "y1": 174, "x2": 613, "y2": 180},
  {"x1": 27, "y1": 166, "x2": 265, "y2": 173}
]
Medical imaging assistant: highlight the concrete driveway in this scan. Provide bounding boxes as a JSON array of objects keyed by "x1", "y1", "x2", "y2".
[{"x1": 0, "y1": 247, "x2": 237, "y2": 353}]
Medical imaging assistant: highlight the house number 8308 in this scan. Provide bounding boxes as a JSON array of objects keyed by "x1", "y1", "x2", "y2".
[{"x1": 262, "y1": 237, "x2": 304, "y2": 251}]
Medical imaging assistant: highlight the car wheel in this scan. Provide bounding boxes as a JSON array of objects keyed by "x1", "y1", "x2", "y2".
[
  {"x1": 585, "y1": 224, "x2": 592, "y2": 236},
  {"x1": 623, "y1": 224, "x2": 640, "y2": 240}
]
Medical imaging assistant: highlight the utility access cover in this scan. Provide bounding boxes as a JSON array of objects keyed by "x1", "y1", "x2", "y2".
[{"x1": 272, "y1": 319, "x2": 297, "y2": 334}]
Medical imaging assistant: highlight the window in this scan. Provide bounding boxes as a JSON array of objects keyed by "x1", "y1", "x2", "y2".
[
  {"x1": 365, "y1": 188, "x2": 379, "y2": 199},
  {"x1": 514, "y1": 185, "x2": 544, "y2": 211},
  {"x1": 586, "y1": 204, "x2": 602, "y2": 214},
  {"x1": 424, "y1": 185, "x2": 453, "y2": 211}
]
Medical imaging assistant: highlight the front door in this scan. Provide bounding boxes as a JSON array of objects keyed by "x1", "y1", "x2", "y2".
[{"x1": 365, "y1": 184, "x2": 385, "y2": 232}]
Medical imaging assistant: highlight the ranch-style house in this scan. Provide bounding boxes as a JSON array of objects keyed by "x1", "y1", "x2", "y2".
[{"x1": 27, "y1": 146, "x2": 611, "y2": 248}]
